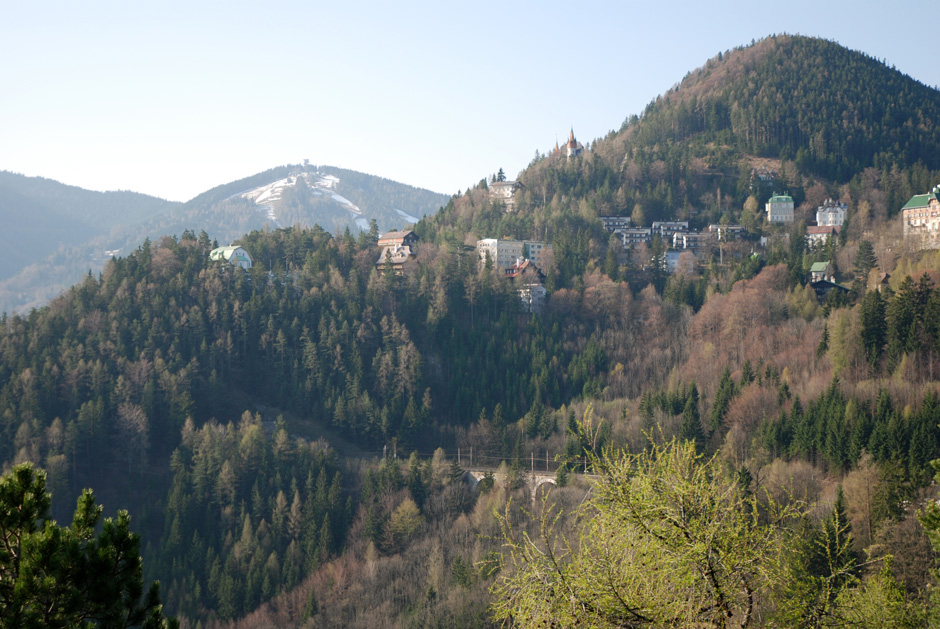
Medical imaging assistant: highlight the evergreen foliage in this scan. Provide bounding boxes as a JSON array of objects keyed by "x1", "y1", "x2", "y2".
[{"x1": 0, "y1": 464, "x2": 175, "y2": 628}]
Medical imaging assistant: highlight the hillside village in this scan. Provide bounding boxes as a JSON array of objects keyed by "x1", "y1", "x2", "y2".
[{"x1": 349, "y1": 161, "x2": 940, "y2": 316}]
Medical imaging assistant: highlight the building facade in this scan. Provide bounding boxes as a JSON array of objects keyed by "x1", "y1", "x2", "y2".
[
  {"x1": 600, "y1": 216, "x2": 632, "y2": 232},
  {"x1": 489, "y1": 180, "x2": 524, "y2": 211},
  {"x1": 816, "y1": 199, "x2": 848, "y2": 227},
  {"x1": 209, "y1": 245, "x2": 253, "y2": 270},
  {"x1": 377, "y1": 230, "x2": 418, "y2": 248},
  {"x1": 652, "y1": 221, "x2": 690, "y2": 238},
  {"x1": 806, "y1": 225, "x2": 840, "y2": 247},
  {"x1": 766, "y1": 193, "x2": 794, "y2": 223},
  {"x1": 902, "y1": 189, "x2": 940, "y2": 250},
  {"x1": 673, "y1": 231, "x2": 714, "y2": 250},
  {"x1": 707, "y1": 224, "x2": 746, "y2": 240},
  {"x1": 477, "y1": 238, "x2": 553, "y2": 271},
  {"x1": 505, "y1": 259, "x2": 547, "y2": 313},
  {"x1": 552, "y1": 129, "x2": 584, "y2": 160},
  {"x1": 617, "y1": 228, "x2": 652, "y2": 247}
]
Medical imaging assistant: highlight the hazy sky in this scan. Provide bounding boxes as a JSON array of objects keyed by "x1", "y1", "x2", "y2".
[{"x1": 2, "y1": 1, "x2": 938, "y2": 202}]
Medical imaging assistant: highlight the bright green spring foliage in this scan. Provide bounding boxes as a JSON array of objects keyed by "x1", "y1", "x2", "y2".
[
  {"x1": 0, "y1": 463, "x2": 176, "y2": 628},
  {"x1": 494, "y1": 433, "x2": 925, "y2": 628},
  {"x1": 492, "y1": 438, "x2": 802, "y2": 628}
]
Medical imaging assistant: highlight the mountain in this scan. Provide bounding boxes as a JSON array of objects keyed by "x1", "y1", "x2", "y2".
[
  {"x1": 160, "y1": 164, "x2": 448, "y2": 244},
  {"x1": 0, "y1": 165, "x2": 449, "y2": 314},
  {"x1": 425, "y1": 34, "x2": 940, "y2": 292},
  {"x1": 0, "y1": 171, "x2": 177, "y2": 281},
  {"x1": 583, "y1": 34, "x2": 940, "y2": 221}
]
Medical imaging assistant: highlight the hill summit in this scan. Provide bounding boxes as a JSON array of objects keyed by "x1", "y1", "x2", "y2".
[{"x1": 604, "y1": 34, "x2": 940, "y2": 180}]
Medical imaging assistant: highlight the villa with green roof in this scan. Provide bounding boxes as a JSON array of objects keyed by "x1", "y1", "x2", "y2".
[
  {"x1": 766, "y1": 193, "x2": 794, "y2": 223},
  {"x1": 809, "y1": 261, "x2": 833, "y2": 283},
  {"x1": 209, "y1": 245, "x2": 253, "y2": 270},
  {"x1": 902, "y1": 187, "x2": 940, "y2": 250}
]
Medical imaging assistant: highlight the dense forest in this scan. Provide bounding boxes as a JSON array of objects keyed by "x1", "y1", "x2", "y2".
[{"x1": 4, "y1": 33, "x2": 940, "y2": 626}]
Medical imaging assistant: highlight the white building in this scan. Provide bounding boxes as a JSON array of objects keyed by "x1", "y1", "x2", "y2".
[
  {"x1": 901, "y1": 188, "x2": 940, "y2": 249},
  {"x1": 672, "y1": 231, "x2": 714, "y2": 250},
  {"x1": 477, "y1": 238, "x2": 552, "y2": 271},
  {"x1": 766, "y1": 193, "x2": 794, "y2": 223},
  {"x1": 652, "y1": 221, "x2": 689, "y2": 238},
  {"x1": 600, "y1": 216, "x2": 632, "y2": 232},
  {"x1": 209, "y1": 245, "x2": 252, "y2": 270},
  {"x1": 506, "y1": 259, "x2": 547, "y2": 313},
  {"x1": 806, "y1": 225, "x2": 840, "y2": 247},
  {"x1": 816, "y1": 199, "x2": 847, "y2": 227},
  {"x1": 707, "y1": 224, "x2": 746, "y2": 240},
  {"x1": 617, "y1": 227, "x2": 652, "y2": 247},
  {"x1": 489, "y1": 180, "x2": 524, "y2": 210}
]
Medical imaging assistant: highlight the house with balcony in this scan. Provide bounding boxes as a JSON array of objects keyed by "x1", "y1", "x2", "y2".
[{"x1": 902, "y1": 187, "x2": 940, "y2": 250}]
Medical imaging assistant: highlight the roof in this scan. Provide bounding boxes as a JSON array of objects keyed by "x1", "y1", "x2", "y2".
[
  {"x1": 505, "y1": 259, "x2": 531, "y2": 278},
  {"x1": 379, "y1": 230, "x2": 415, "y2": 240},
  {"x1": 902, "y1": 193, "x2": 938, "y2": 211},
  {"x1": 810, "y1": 279, "x2": 849, "y2": 291},
  {"x1": 209, "y1": 245, "x2": 251, "y2": 263},
  {"x1": 809, "y1": 261, "x2": 831, "y2": 272},
  {"x1": 817, "y1": 199, "x2": 847, "y2": 210},
  {"x1": 807, "y1": 226, "x2": 839, "y2": 234},
  {"x1": 768, "y1": 194, "x2": 793, "y2": 203},
  {"x1": 376, "y1": 244, "x2": 416, "y2": 265}
]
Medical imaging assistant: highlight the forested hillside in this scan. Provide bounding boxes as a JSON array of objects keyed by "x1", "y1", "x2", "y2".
[
  {"x1": 0, "y1": 165, "x2": 448, "y2": 315},
  {"x1": 3, "y1": 34, "x2": 940, "y2": 626}
]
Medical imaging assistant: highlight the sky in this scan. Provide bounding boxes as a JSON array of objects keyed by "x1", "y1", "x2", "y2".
[{"x1": 2, "y1": 1, "x2": 939, "y2": 203}]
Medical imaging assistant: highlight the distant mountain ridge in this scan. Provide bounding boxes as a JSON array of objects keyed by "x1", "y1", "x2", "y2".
[
  {"x1": 0, "y1": 171, "x2": 177, "y2": 282},
  {"x1": 0, "y1": 165, "x2": 449, "y2": 314}
]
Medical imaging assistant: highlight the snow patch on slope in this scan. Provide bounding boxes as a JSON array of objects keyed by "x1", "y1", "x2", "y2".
[
  {"x1": 395, "y1": 208, "x2": 420, "y2": 224},
  {"x1": 239, "y1": 169, "x2": 362, "y2": 226}
]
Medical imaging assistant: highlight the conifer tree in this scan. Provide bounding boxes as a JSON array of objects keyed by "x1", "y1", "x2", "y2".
[
  {"x1": 859, "y1": 290, "x2": 887, "y2": 368},
  {"x1": 679, "y1": 384, "x2": 703, "y2": 448},
  {"x1": 709, "y1": 367, "x2": 735, "y2": 433},
  {"x1": 0, "y1": 464, "x2": 176, "y2": 628},
  {"x1": 852, "y1": 240, "x2": 877, "y2": 295}
]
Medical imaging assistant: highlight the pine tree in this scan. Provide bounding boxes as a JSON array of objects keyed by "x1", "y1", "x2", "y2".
[{"x1": 0, "y1": 464, "x2": 177, "y2": 628}]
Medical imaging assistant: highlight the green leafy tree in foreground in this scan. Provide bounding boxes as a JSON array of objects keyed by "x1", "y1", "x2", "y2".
[
  {"x1": 492, "y1": 438, "x2": 803, "y2": 627},
  {"x1": 494, "y1": 436, "x2": 922, "y2": 628},
  {"x1": 0, "y1": 463, "x2": 176, "y2": 629}
]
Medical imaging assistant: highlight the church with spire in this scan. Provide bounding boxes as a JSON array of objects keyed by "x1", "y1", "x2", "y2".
[{"x1": 553, "y1": 128, "x2": 584, "y2": 160}]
